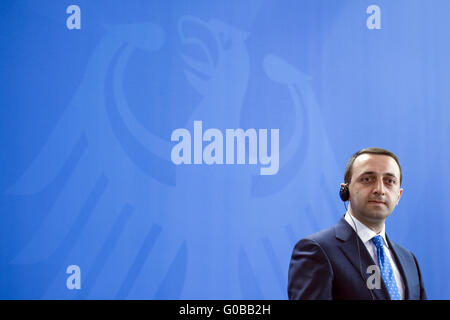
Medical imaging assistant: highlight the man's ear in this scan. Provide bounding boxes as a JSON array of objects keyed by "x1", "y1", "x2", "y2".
[{"x1": 396, "y1": 188, "x2": 403, "y2": 205}]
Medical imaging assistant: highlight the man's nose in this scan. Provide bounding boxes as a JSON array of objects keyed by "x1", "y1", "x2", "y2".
[{"x1": 373, "y1": 178, "x2": 385, "y2": 195}]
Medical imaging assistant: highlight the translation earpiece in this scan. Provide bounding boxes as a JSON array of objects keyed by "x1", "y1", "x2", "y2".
[{"x1": 339, "y1": 184, "x2": 349, "y2": 202}]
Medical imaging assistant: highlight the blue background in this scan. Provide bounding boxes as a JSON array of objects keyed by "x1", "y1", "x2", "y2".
[{"x1": 0, "y1": 0, "x2": 448, "y2": 299}]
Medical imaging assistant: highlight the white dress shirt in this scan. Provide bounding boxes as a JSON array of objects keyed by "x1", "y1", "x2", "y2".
[{"x1": 344, "y1": 212, "x2": 405, "y2": 299}]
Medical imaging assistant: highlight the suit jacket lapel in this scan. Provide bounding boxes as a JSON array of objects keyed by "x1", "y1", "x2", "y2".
[
  {"x1": 334, "y1": 217, "x2": 391, "y2": 300},
  {"x1": 387, "y1": 236, "x2": 413, "y2": 299}
]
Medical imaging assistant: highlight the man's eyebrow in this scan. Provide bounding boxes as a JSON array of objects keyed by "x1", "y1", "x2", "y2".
[
  {"x1": 358, "y1": 171, "x2": 376, "y2": 177},
  {"x1": 358, "y1": 171, "x2": 398, "y2": 179}
]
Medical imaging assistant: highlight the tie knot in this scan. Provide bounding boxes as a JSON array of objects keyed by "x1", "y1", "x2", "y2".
[{"x1": 371, "y1": 235, "x2": 384, "y2": 248}]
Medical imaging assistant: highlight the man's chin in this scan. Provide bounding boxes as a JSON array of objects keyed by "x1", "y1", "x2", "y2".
[{"x1": 363, "y1": 209, "x2": 391, "y2": 222}]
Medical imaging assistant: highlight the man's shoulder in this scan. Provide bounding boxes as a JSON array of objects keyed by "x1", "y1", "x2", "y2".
[
  {"x1": 304, "y1": 225, "x2": 336, "y2": 243},
  {"x1": 296, "y1": 221, "x2": 342, "y2": 249}
]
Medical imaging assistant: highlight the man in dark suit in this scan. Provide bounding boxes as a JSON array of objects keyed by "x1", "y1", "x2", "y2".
[{"x1": 288, "y1": 147, "x2": 427, "y2": 300}]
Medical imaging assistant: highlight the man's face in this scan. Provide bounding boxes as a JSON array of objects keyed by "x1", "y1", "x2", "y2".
[{"x1": 347, "y1": 154, "x2": 403, "y2": 224}]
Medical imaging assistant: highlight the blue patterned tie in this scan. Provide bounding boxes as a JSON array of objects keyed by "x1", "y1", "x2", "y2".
[{"x1": 371, "y1": 235, "x2": 401, "y2": 300}]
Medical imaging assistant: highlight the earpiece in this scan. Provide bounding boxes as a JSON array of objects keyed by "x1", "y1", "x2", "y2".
[{"x1": 339, "y1": 183, "x2": 349, "y2": 202}]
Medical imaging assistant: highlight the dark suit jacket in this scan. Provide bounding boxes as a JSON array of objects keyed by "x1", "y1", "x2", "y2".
[{"x1": 288, "y1": 217, "x2": 427, "y2": 300}]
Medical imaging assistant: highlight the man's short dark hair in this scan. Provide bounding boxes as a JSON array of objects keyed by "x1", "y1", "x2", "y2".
[{"x1": 344, "y1": 147, "x2": 402, "y2": 186}]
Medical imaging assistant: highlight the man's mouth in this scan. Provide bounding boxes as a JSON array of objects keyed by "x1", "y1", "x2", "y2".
[{"x1": 368, "y1": 200, "x2": 385, "y2": 205}]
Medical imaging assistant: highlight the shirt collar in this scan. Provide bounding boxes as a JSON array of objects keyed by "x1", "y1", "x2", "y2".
[{"x1": 344, "y1": 212, "x2": 389, "y2": 248}]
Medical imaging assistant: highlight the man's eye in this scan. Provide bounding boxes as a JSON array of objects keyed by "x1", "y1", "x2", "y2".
[
  {"x1": 362, "y1": 177, "x2": 371, "y2": 182},
  {"x1": 383, "y1": 178, "x2": 396, "y2": 185}
]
